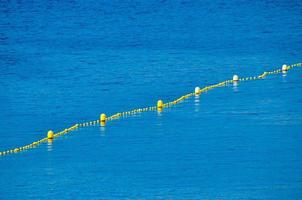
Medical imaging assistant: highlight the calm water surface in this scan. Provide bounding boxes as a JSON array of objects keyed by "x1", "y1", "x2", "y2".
[{"x1": 0, "y1": 0, "x2": 302, "y2": 199}]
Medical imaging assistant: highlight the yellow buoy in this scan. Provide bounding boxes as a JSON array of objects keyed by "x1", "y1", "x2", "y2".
[
  {"x1": 195, "y1": 87, "x2": 201, "y2": 95},
  {"x1": 157, "y1": 100, "x2": 163, "y2": 109},
  {"x1": 47, "y1": 130, "x2": 54, "y2": 139},
  {"x1": 100, "y1": 113, "x2": 107, "y2": 122},
  {"x1": 100, "y1": 121, "x2": 106, "y2": 127},
  {"x1": 282, "y1": 64, "x2": 288, "y2": 71},
  {"x1": 233, "y1": 75, "x2": 239, "y2": 81}
]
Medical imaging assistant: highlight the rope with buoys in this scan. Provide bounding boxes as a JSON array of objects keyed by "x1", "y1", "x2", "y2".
[{"x1": 0, "y1": 63, "x2": 301, "y2": 156}]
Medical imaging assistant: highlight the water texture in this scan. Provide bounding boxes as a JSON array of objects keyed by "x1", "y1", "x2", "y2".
[{"x1": 0, "y1": 0, "x2": 302, "y2": 199}]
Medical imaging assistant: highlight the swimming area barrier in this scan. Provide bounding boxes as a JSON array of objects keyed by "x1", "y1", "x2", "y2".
[{"x1": 0, "y1": 63, "x2": 301, "y2": 156}]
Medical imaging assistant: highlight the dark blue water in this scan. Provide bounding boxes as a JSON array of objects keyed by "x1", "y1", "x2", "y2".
[{"x1": 1, "y1": 0, "x2": 302, "y2": 199}]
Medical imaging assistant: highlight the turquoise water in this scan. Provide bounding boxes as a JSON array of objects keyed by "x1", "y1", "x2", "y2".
[{"x1": 1, "y1": 0, "x2": 302, "y2": 199}]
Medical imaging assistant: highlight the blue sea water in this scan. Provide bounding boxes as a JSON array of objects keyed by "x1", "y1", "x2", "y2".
[{"x1": 1, "y1": 0, "x2": 302, "y2": 199}]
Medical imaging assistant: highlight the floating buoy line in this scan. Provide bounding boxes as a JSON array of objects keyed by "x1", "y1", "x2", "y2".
[{"x1": 0, "y1": 63, "x2": 301, "y2": 156}]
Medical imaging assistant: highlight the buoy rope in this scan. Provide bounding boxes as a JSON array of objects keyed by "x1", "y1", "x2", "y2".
[{"x1": 0, "y1": 62, "x2": 301, "y2": 156}]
